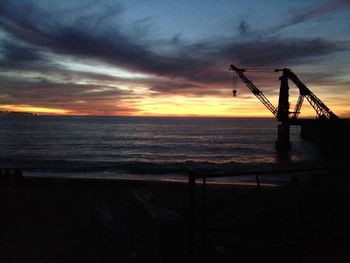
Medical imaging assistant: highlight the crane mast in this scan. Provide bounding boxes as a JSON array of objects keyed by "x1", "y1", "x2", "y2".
[
  {"x1": 275, "y1": 68, "x2": 339, "y2": 121},
  {"x1": 229, "y1": 65, "x2": 277, "y2": 117}
]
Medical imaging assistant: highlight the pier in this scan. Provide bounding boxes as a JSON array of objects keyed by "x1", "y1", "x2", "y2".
[
  {"x1": 293, "y1": 118, "x2": 350, "y2": 159},
  {"x1": 229, "y1": 65, "x2": 350, "y2": 158}
]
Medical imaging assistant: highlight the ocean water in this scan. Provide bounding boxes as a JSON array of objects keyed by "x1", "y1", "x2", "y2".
[{"x1": 0, "y1": 116, "x2": 320, "y2": 181}]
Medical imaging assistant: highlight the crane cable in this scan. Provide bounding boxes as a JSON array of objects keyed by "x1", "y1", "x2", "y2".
[
  {"x1": 243, "y1": 68, "x2": 275, "y2": 72},
  {"x1": 232, "y1": 72, "x2": 237, "y2": 97},
  {"x1": 231, "y1": 68, "x2": 275, "y2": 96}
]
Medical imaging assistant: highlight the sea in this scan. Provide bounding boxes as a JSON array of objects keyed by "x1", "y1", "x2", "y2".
[{"x1": 0, "y1": 116, "x2": 321, "y2": 183}]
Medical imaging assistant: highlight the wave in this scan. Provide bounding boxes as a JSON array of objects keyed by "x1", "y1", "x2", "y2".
[{"x1": 0, "y1": 157, "x2": 270, "y2": 175}]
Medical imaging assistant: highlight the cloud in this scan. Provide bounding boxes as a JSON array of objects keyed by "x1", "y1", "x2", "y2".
[
  {"x1": 0, "y1": 74, "x2": 135, "y2": 114},
  {"x1": 0, "y1": 1, "x2": 203, "y2": 77},
  {"x1": 148, "y1": 81, "x2": 227, "y2": 97},
  {"x1": 0, "y1": 41, "x2": 40, "y2": 64},
  {"x1": 272, "y1": 0, "x2": 350, "y2": 32},
  {"x1": 0, "y1": 0, "x2": 349, "y2": 113},
  {"x1": 0, "y1": 1, "x2": 346, "y2": 79},
  {"x1": 221, "y1": 38, "x2": 346, "y2": 67}
]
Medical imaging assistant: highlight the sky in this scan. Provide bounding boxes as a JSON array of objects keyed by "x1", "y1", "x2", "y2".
[{"x1": 0, "y1": 0, "x2": 349, "y2": 117}]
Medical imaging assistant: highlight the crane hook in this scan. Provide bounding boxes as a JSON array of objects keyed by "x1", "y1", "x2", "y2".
[{"x1": 232, "y1": 73, "x2": 237, "y2": 97}]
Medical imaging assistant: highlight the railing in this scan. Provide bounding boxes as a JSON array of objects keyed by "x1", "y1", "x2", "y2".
[{"x1": 187, "y1": 163, "x2": 350, "y2": 262}]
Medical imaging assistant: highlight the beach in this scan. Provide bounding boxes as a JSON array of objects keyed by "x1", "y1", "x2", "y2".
[{"x1": 1, "y1": 166, "x2": 350, "y2": 262}]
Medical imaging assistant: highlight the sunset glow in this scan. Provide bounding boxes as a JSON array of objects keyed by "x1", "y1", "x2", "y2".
[{"x1": 133, "y1": 96, "x2": 274, "y2": 117}]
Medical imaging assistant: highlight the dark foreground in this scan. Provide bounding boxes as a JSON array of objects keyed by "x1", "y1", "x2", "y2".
[{"x1": 1, "y1": 168, "x2": 350, "y2": 262}]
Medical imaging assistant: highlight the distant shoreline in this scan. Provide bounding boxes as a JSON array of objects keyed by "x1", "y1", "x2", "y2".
[
  {"x1": 0, "y1": 110, "x2": 38, "y2": 116},
  {"x1": 1, "y1": 114, "x2": 277, "y2": 119}
]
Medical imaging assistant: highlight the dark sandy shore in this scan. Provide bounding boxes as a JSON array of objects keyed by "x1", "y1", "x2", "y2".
[{"x1": 1, "y1": 168, "x2": 350, "y2": 263}]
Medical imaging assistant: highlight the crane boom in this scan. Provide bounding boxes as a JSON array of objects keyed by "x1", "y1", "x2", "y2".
[
  {"x1": 229, "y1": 64, "x2": 277, "y2": 117},
  {"x1": 275, "y1": 68, "x2": 339, "y2": 120}
]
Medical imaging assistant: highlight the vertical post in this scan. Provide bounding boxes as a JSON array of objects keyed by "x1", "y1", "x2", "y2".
[
  {"x1": 276, "y1": 123, "x2": 291, "y2": 150},
  {"x1": 202, "y1": 175, "x2": 207, "y2": 262},
  {"x1": 276, "y1": 69, "x2": 291, "y2": 151},
  {"x1": 255, "y1": 174, "x2": 262, "y2": 196},
  {"x1": 277, "y1": 69, "x2": 290, "y2": 124},
  {"x1": 188, "y1": 170, "x2": 196, "y2": 261}
]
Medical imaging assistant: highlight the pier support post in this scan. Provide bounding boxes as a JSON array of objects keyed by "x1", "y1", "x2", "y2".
[
  {"x1": 276, "y1": 68, "x2": 291, "y2": 152},
  {"x1": 275, "y1": 123, "x2": 291, "y2": 151}
]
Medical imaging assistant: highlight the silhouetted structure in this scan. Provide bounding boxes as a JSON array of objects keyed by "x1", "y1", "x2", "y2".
[{"x1": 229, "y1": 65, "x2": 350, "y2": 158}]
